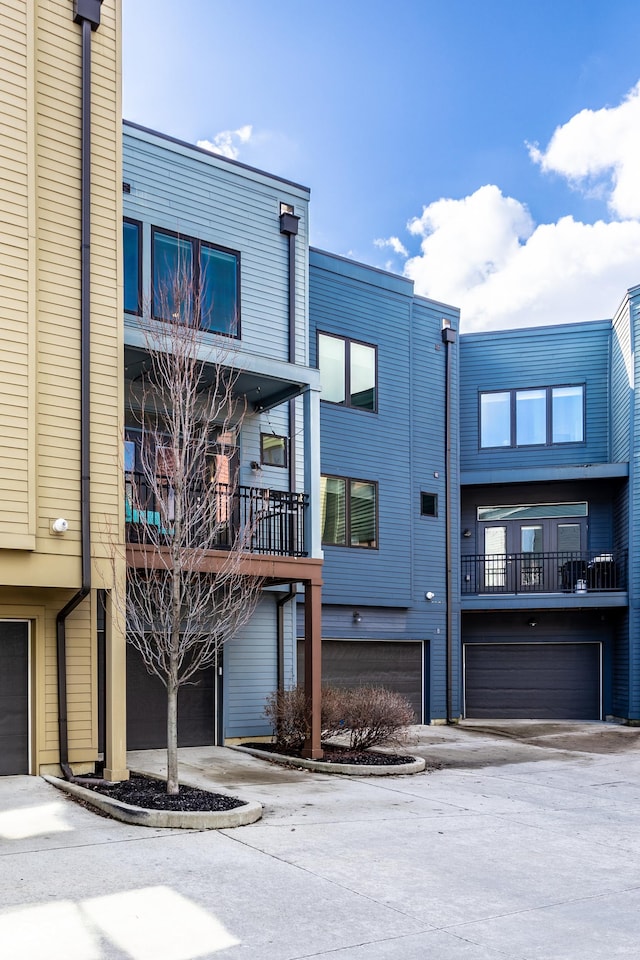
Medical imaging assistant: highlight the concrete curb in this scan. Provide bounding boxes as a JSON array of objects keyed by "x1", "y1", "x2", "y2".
[
  {"x1": 230, "y1": 745, "x2": 426, "y2": 776},
  {"x1": 43, "y1": 775, "x2": 262, "y2": 830}
]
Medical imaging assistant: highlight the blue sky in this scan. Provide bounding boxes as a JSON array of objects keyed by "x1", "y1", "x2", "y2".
[{"x1": 123, "y1": 1, "x2": 640, "y2": 330}]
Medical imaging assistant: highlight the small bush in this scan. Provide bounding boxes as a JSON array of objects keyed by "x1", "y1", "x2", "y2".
[
  {"x1": 339, "y1": 686, "x2": 415, "y2": 751},
  {"x1": 264, "y1": 685, "x2": 414, "y2": 753},
  {"x1": 264, "y1": 686, "x2": 344, "y2": 750}
]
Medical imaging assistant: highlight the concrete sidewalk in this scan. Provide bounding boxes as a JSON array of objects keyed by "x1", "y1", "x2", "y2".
[{"x1": 2, "y1": 722, "x2": 640, "y2": 959}]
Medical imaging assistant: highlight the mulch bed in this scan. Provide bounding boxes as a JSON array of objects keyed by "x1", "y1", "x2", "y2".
[
  {"x1": 242, "y1": 741, "x2": 416, "y2": 766},
  {"x1": 77, "y1": 773, "x2": 244, "y2": 812}
]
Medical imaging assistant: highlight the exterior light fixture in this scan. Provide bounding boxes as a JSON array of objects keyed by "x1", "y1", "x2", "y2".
[
  {"x1": 51, "y1": 518, "x2": 69, "y2": 534},
  {"x1": 528, "y1": 618, "x2": 537, "y2": 628},
  {"x1": 425, "y1": 591, "x2": 435, "y2": 601},
  {"x1": 463, "y1": 528, "x2": 472, "y2": 538},
  {"x1": 353, "y1": 611, "x2": 362, "y2": 624}
]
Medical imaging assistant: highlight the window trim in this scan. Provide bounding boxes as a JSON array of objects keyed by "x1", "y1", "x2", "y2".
[
  {"x1": 123, "y1": 217, "x2": 142, "y2": 316},
  {"x1": 321, "y1": 473, "x2": 379, "y2": 549},
  {"x1": 151, "y1": 226, "x2": 241, "y2": 338},
  {"x1": 479, "y1": 384, "x2": 585, "y2": 450},
  {"x1": 317, "y1": 331, "x2": 378, "y2": 413}
]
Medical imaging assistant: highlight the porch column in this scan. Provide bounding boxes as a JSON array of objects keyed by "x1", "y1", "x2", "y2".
[
  {"x1": 302, "y1": 579, "x2": 323, "y2": 759},
  {"x1": 302, "y1": 383, "x2": 323, "y2": 559},
  {"x1": 103, "y1": 587, "x2": 129, "y2": 782}
]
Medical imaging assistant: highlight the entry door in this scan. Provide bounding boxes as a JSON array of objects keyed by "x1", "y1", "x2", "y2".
[
  {"x1": 0, "y1": 622, "x2": 29, "y2": 775},
  {"x1": 481, "y1": 519, "x2": 586, "y2": 593}
]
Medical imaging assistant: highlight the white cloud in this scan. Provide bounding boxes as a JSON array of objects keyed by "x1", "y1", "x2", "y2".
[
  {"x1": 399, "y1": 82, "x2": 640, "y2": 331},
  {"x1": 374, "y1": 236, "x2": 409, "y2": 258},
  {"x1": 197, "y1": 124, "x2": 253, "y2": 160},
  {"x1": 528, "y1": 81, "x2": 640, "y2": 219}
]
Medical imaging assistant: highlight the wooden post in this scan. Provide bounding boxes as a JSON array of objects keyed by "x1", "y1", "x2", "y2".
[{"x1": 302, "y1": 579, "x2": 323, "y2": 758}]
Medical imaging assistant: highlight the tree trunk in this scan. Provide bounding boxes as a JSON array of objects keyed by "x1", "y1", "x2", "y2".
[{"x1": 166, "y1": 677, "x2": 179, "y2": 794}]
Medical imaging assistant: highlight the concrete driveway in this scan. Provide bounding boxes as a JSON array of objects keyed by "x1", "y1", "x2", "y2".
[{"x1": 2, "y1": 722, "x2": 640, "y2": 959}]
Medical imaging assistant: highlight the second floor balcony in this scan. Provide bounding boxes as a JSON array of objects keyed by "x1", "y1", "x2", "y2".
[
  {"x1": 461, "y1": 551, "x2": 627, "y2": 597},
  {"x1": 125, "y1": 472, "x2": 308, "y2": 558}
]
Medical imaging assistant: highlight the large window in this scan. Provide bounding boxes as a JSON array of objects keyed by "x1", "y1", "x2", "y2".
[
  {"x1": 318, "y1": 333, "x2": 377, "y2": 412},
  {"x1": 152, "y1": 227, "x2": 240, "y2": 336},
  {"x1": 123, "y1": 219, "x2": 141, "y2": 315},
  {"x1": 320, "y1": 475, "x2": 378, "y2": 548},
  {"x1": 480, "y1": 385, "x2": 584, "y2": 448}
]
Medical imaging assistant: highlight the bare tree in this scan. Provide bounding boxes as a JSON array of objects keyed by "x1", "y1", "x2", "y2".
[{"x1": 125, "y1": 273, "x2": 264, "y2": 794}]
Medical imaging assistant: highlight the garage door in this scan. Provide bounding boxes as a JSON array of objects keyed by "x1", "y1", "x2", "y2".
[
  {"x1": 298, "y1": 640, "x2": 424, "y2": 722},
  {"x1": 0, "y1": 622, "x2": 29, "y2": 775},
  {"x1": 126, "y1": 644, "x2": 218, "y2": 749},
  {"x1": 464, "y1": 642, "x2": 601, "y2": 720}
]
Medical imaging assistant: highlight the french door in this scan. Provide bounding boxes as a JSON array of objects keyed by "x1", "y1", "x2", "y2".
[{"x1": 480, "y1": 518, "x2": 586, "y2": 593}]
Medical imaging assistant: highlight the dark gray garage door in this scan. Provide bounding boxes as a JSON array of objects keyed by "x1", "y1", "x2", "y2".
[
  {"x1": 298, "y1": 640, "x2": 423, "y2": 722},
  {"x1": 464, "y1": 642, "x2": 601, "y2": 720},
  {"x1": 0, "y1": 622, "x2": 29, "y2": 775},
  {"x1": 126, "y1": 644, "x2": 217, "y2": 749}
]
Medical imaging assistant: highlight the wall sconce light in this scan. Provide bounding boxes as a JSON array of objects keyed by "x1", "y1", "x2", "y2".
[
  {"x1": 527, "y1": 618, "x2": 537, "y2": 628},
  {"x1": 463, "y1": 528, "x2": 472, "y2": 538},
  {"x1": 425, "y1": 591, "x2": 435, "y2": 601},
  {"x1": 250, "y1": 461, "x2": 261, "y2": 471},
  {"x1": 353, "y1": 611, "x2": 362, "y2": 624}
]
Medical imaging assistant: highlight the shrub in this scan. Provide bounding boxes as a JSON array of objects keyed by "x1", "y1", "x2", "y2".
[
  {"x1": 263, "y1": 686, "x2": 344, "y2": 750},
  {"x1": 264, "y1": 685, "x2": 415, "y2": 753},
  {"x1": 339, "y1": 686, "x2": 415, "y2": 751}
]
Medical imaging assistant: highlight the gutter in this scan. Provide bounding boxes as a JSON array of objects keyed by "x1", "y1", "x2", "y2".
[
  {"x1": 56, "y1": 0, "x2": 103, "y2": 782},
  {"x1": 276, "y1": 587, "x2": 297, "y2": 691},
  {"x1": 279, "y1": 210, "x2": 300, "y2": 495},
  {"x1": 441, "y1": 322, "x2": 456, "y2": 723}
]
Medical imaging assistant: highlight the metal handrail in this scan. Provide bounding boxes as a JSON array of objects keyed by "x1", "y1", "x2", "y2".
[
  {"x1": 125, "y1": 471, "x2": 308, "y2": 557},
  {"x1": 461, "y1": 550, "x2": 626, "y2": 595}
]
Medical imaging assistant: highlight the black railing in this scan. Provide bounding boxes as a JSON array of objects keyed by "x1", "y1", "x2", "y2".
[
  {"x1": 125, "y1": 472, "x2": 308, "y2": 557},
  {"x1": 461, "y1": 551, "x2": 626, "y2": 596}
]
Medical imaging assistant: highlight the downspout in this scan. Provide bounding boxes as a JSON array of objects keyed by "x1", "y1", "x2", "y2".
[
  {"x1": 441, "y1": 322, "x2": 456, "y2": 723},
  {"x1": 56, "y1": 0, "x2": 103, "y2": 781},
  {"x1": 276, "y1": 588, "x2": 297, "y2": 692},
  {"x1": 279, "y1": 209, "x2": 300, "y2": 495}
]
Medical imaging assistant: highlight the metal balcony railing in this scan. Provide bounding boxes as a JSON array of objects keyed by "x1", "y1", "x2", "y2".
[
  {"x1": 125, "y1": 472, "x2": 308, "y2": 557},
  {"x1": 461, "y1": 551, "x2": 626, "y2": 596}
]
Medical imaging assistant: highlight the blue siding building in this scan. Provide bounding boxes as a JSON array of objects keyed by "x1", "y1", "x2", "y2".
[
  {"x1": 459, "y1": 301, "x2": 640, "y2": 722},
  {"x1": 122, "y1": 122, "x2": 324, "y2": 749},
  {"x1": 119, "y1": 118, "x2": 640, "y2": 743},
  {"x1": 307, "y1": 249, "x2": 460, "y2": 723}
]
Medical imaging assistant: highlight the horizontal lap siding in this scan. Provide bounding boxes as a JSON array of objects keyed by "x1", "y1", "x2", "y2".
[
  {"x1": 460, "y1": 321, "x2": 611, "y2": 472},
  {"x1": 310, "y1": 261, "x2": 413, "y2": 605},
  {"x1": 629, "y1": 290, "x2": 640, "y2": 716},
  {"x1": 0, "y1": 3, "x2": 32, "y2": 542},
  {"x1": 123, "y1": 130, "x2": 309, "y2": 366},
  {"x1": 224, "y1": 597, "x2": 277, "y2": 738}
]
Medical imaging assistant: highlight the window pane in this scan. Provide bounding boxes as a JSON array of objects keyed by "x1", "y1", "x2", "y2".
[
  {"x1": 557, "y1": 523, "x2": 581, "y2": 552},
  {"x1": 320, "y1": 476, "x2": 346, "y2": 544},
  {"x1": 480, "y1": 392, "x2": 511, "y2": 447},
  {"x1": 319, "y1": 334, "x2": 346, "y2": 403},
  {"x1": 200, "y1": 245, "x2": 238, "y2": 335},
  {"x1": 350, "y1": 480, "x2": 377, "y2": 547},
  {"x1": 552, "y1": 386, "x2": 583, "y2": 442},
  {"x1": 421, "y1": 492, "x2": 437, "y2": 517},
  {"x1": 124, "y1": 440, "x2": 136, "y2": 473},
  {"x1": 521, "y1": 525, "x2": 543, "y2": 552},
  {"x1": 123, "y1": 221, "x2": 139, "y2": 314},
  {"x1": 261, "y1": 434, "x2": 287, "y2": 467},
  {"x1": 516, "y1": 389, "x2": 546, "y2": 445},
  {"x1": 153, "y1": 232, "x2": 193, "y2": 321},
  {"x1": 350, "y1": 342, "x2": 376, "y2": 410},
  {"x1": 478, "y1": 502, "x2": 588, "y2": 521}
]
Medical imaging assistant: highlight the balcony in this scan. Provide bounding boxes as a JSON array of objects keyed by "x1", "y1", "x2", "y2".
[
  {"x1": 125, "y1": 472, "x2": 308, "y2": 558},
  {"x1": 461, "y1": 551, "x2": 626, "y2": 597}
]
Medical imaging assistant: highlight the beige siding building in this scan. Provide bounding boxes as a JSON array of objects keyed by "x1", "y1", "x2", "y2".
[{"x1": 0, "y1": 0, "x2": 126, "y2": 779}]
